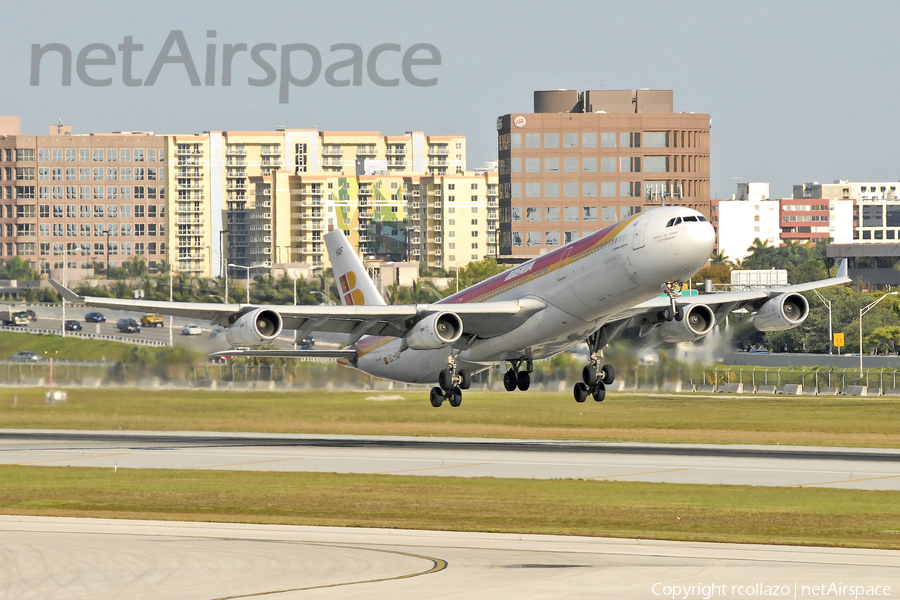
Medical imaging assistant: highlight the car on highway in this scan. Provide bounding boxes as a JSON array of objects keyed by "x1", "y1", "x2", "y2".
[
  {"x1": 85, "y1": 312, "x2": 106, "y2": 323},
  {"x1": 64, "y1": 320, "x2": 82, "y2": 331},
  {"x1": 182, "y1": 323, "x2": 202, "y2": 336},
  {"x1": 141, "y1": 313, "x2": 165, "y2": 328},
  {"x1": 116, "y1": 318, "x2": 141, "y2": 333},
  {"x1": 210, "y1": 325, "x2": 226, "y2": 338},
  {"x1": 11, "y1": 350, "x2": 43, "y2": 362},
  {"x1": 23, "y1": 309, "x2": 37, "y2": 322}
]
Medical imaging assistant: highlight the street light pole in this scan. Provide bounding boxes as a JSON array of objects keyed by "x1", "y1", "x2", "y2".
[
  {"x1": 859, "y1": 291, "x2": 898, "y2": 376},
  {"x1": 227, "y1": 263, "x2": 263, "y2": 304},
  {"x1": 168, "y1": 255, "x2": 174, "y2": 347}
]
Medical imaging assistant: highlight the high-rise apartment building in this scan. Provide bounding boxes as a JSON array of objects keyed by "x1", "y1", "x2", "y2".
[
  {"x1": 0, "y1": 118, "x2": 168, "y2": 276},
  {"x1": 1, "y1": 117, "x2": 494, "y2": 278},
  {"x1": 496, "y1": 89, "x2": 710, "y2": 258}
]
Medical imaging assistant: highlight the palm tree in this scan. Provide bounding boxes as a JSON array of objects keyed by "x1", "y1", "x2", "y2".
[
  {"x1": 741, "y1": 238, "x2": 777, "y2": 269},
  {"x1": 710, "y1": 250, "x2": 731, "y2": 266}
]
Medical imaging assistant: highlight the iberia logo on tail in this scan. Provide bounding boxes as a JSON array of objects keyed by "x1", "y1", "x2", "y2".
[{"x1": 339, "y1": 271, "x2": 366, "y2": 306}]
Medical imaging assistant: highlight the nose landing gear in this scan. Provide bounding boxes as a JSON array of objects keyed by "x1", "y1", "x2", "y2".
[{"x1": 661, "y1": 281, "x2": 686, "y2": 322}]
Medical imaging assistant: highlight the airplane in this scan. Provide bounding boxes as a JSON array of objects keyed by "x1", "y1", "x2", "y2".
[{"x1": 50, "y1": 205, "x2": 850, "y2": 407}]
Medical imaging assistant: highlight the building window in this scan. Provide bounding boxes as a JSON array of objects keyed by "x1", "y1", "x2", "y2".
[
  {"x1": 620, "y1": 132, "x2": 640, "y2": 148},
  {"x1": 644, "y1": 132, "x2": 669, "y2": 148},
  {"x1": 544, "y1": 133, "x2": 559, "y2": 148},
  {"x1": 525, "y1": 158, "x2": 540, "y2": 173},
  {"x1": 581, "y1": 157, "x2": 597, "y2": 173},
  {"x1": 525, "y1": 133, "x2": 540, "y2": 148},
  {"x1": 564, "y1": 206, "x2": 579, "y2": 222},
  {"x1": 545, "y1": 182, "x2": 559, "y2": 197},
  {"x1": 600, "y1": 132, "x2": 616, "y2": 148},
  {"x1": 526, "y1": 232, "x2": 541, "y2": 246},
  {"x1": 583, "y1": 207, "x2": 598, "y2": 221},
  {"x1": 563, "y1": 157, "x2": 578, "y2": 173},
  {"x1": 563, "y1": 133, "x2": 578, "y2": 148},
  {"x1": 602, "y1": 206, "x2": 617, "y2": 221},
  {"x1": 526, "y1": 207, "x2": 541, "y2": 222},
  {"x1": 544, "y1": 157, "x2": 559, "y2": 173}
]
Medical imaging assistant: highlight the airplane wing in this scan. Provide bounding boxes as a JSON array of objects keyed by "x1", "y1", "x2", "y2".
[
  {"x1": 210, "y1": 349, "x2": 358, "y2": 359},
  {"x1": 603, "y1": 258, "x2": 851, "y2": 332},
  {"x1": 49, "y1": 279, "x2": 545, "y2": 341}
]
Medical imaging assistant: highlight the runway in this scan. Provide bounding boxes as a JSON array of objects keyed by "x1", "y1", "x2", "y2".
[
  {"x1": 2, "y1": 429, "x2": 900, "y2": 489},
  {"x1": 1, "y1": 516, "x2": 899, "y2": 599}
]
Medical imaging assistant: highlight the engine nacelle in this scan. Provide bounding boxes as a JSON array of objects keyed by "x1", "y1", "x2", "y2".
[
  {"x1": 405, "y1": 311, "x2": 463, "y2": 350},
  {"x1": 658, "y1": 304, "x2": 716, "y2": 343},
  {"x1": 752, "y1": 293, "x2": 809, "y2": 332},
  {"x1": 225, "y1": 308, "x2": 284, "y2": 347}
]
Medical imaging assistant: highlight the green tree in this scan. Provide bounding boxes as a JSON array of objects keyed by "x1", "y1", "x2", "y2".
[
  {"x1": 452, "y1": 257, "x2": 509, "y2": 292},
  {"x1": 865, "y1": 325, "x2": 900, "y2": 355},
  {"x1": 0, "y1": 257, "x2": 39, "y2": 280}
]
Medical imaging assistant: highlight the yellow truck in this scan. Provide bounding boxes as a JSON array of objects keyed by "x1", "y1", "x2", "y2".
[{"x1": 141, "y1": 313, "x2": 165, "y2": 328}]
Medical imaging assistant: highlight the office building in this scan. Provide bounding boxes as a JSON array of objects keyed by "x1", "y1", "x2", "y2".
[
  {"x1": 0, "y1": 117, "x2": 168, "y2": 275},
  {"x1": 496, "y1": 89, "x2": 711, "y2": 258}
]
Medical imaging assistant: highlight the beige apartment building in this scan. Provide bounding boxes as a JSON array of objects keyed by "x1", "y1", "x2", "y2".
[
  {"x1": 1, "y1": 117, "x2": 492, "y2": 278},
  {"x1": 0, "y1": 117, "x2": 168, "y2": 276},
  {"x1": 245, "y1": 167, "x2": 498, "y2": 273},
  {"x1": 497, "y1": 89, "x2": 711, "y2": 258}
]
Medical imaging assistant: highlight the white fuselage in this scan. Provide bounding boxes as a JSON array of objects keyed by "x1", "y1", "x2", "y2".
[{"x1": 354, "y1": 206, "x2": 716, "y2": 384}]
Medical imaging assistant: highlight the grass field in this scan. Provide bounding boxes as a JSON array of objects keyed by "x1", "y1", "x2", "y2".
[
  {"x1": 2, "y1": 387, "x2": 900, "y2": 447},
  {"x1": 0, "y1": 332, "x2": 140, "y2": 363},
  {"x1": 2, "y1": 465, "x2": 899, "y2": 549}
]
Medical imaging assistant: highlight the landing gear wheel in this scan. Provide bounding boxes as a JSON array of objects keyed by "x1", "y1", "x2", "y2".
[
  {"x1": 674, "y1": 306, "x2": 684, "y2": 322},
  {"x1": 448, "y1": 386, "x2": 462, "y2": 407},
  {"x1": 659, "y1": 308, "x2": 673, "y2": 322},
  {"x1": 503, "y1": 369, "x2": 518, "y2": 392},
  {"x1": 582, "y1": 365, "x2": 597, "y2": 386},
  {"x1": 429, "y1": 386, "x2": 444, "y2": 408},
  {"x1": 592, "y1": 382, "x2": 606, "y2": 402},
  {"x1": 600, "y1": 364, "x2": 616, "y2": 386},
  {"x1": 438, "y1": 369, "x2": 453, "y2": 391},
  {"x1": 458, "y1": 369, "x2": 472, "y2": 390},
  {"x1": 574, "y1": 382, "x2": 589, "y2": 403},
  {"x1": 516, "y1": 370, "x2": 531, "y2": 391}
]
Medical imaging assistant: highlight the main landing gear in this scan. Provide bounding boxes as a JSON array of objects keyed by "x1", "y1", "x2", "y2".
[
  {"x1": 574, "y1": 329, "x2": 616, "y2": 403},
  {"x1": 430, "y1": 353, "x2": 472, "y2": 408},
  {"x1": 503, "y1": 358, "x2": 533, "y2": 392}
]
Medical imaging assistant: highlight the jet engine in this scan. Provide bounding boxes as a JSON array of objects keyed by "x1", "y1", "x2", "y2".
[
  {"x1": 658, "y1": 304, "x2": 716, "y2": 343},
  {"x1": 225, "y1": 308, "x2": 284, "y2": 347},
  {"x1": 752, "y1": 293, "x2": 809, "y2": 332},
  {"x1": 405, "y1": 311, "x2": 463, "y2": 350}
]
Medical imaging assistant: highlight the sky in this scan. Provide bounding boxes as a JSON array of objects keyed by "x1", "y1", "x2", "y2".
[{"x1": 4, "y1": 0, "x2": 900, "y2": 199}]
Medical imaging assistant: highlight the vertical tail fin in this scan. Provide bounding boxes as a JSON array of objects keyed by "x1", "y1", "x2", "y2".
[{"x1": 323, "y1": 228, "x2": 386, "y2": 306}]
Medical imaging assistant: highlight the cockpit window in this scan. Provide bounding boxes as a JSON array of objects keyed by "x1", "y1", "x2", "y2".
[
  {"x1": 666, "y1": 218, "x2": 676, "y2": 227},
  {"x1": 683, "y1": 215, "x2": 698, "y2": 222},
  {"x1": 697, "y1": 215, "x2": 707, "y2": 221},
  {"x1": 674, "y1": 217, "x2": 682, "y2": 225}
]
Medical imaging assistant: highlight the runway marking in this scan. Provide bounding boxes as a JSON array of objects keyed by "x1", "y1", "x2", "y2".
[
  {"x1": 794, "y1": 473, "x2": 900, "y2": 487},
  {"x1": 214, "y1": 545, "x2": 447, "y2": 599},
  {"x1": 14, "y1": 452, "x2": 130, "y2": 465},
  {"x1": 375, "y1": 462, "x2": 492, "y2": 474},
  {"x1": 189, "y1": 457, "x2": 304, "y2": 470},
  {"x1": 584, "y1": 467, "x2": 692, "y2": 480}
]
